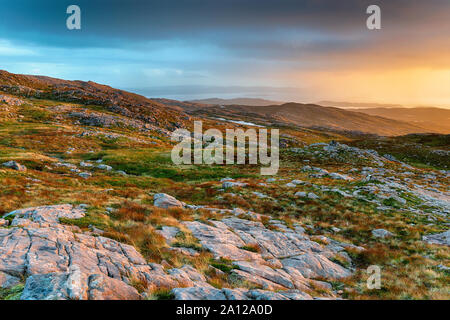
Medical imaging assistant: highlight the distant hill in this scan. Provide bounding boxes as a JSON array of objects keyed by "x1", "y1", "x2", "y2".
[
  {"x1": 354, "y1": 107, "x2": 450, "y2": 133},
  {"x1": 317, "y1": 101, "x2": 404, "y2": 109},
  {"x1": 152, "y1": 98, "x2": 210, "y2": 112},
  {"x1": 1, "y1": 70, "x2": 445, "y2": 136},
  {"x1": 182, "y1": 102, "x2": 436, "y2": 136},
  {"x1": 188, "y1": 97, "x2": 283, "y2": 106}
]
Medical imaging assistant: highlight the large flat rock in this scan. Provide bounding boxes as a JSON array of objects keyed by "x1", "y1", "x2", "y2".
[
  {"x1": 0, "y1": 205, "x2": 217, "y2": 300},
  {"x1": 184, "y1": 217, "x2": 353, "y2": 290},
  {"x1": 0, "y1": 205, "x2": 351, "y2": 300}
]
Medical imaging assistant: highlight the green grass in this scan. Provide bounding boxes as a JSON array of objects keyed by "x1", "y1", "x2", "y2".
[
  {"x1": 84, "y1": 148, "x2": 254, "y2": 182},
  {"x1": 0, "y1": 284, "x2": 24, "y2": 300},
  {"x1": 152, "y1": 289, "x2": 175, "y2": 300},
  {"x1": 210, "y1": 258, "x2": 237, "y2": 274},
  {"x1": 382, "y1": 197, "x2": 403, "y2": 208},
  {"x1": 239, "y1": 245, "x2": 259, "y2": 253},
  {"x1": 59, "y1": 208, "x2": 109, "y2": 230},
  {"x1": 18, "y1": 105, "x2": 52, "y2": 122}
]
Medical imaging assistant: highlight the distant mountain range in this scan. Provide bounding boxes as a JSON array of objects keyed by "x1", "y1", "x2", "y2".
[
  {"x1": 317, "y1": 101, "x2": 404, "y2": 109},
  {"x1": 316, "y1": 101, "x2": 450, "y2": 133},
  {"x1": 173, "y1": 98, "x2": 449, "y2": 135},
  {"x1": 188, "y1": 98, "x2": 283, "y2": 106},
  {"x1": 190, "y1": 103, "x2": 436, "y2": 135},
  {"x1": 164, "y1": 101, "x2": 435, "y2": 136},
  {"x1": 354, "y1": 107, "x2": 450, "y2": 133},
  {"x1": 1, "y1": 70, "x2": 448, "y2": 136}
]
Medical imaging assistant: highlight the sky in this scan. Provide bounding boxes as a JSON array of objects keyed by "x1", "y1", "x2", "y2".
[{"x1": 0, "y1": 0, "x2": 449, "y2": 107}]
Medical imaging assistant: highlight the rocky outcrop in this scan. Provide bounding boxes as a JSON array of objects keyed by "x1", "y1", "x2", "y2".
[
  {"x1": 153, "y1": 193, "x2": 184, "y2": 209},
  {"x1": 0, "y1": 94, "x2": 25, "y2": 106},
  {"x1": 423, "y1": 230, "x2": 450, "y2": 246},
  {"x1": 184, "y1": 217, "x2": 354, "y2": 291},
  {"x1": 0, "y1": 205, "x2": 214, "y2": 300},
  {"x1": 0, "y1": 271, "x2": 20, "y2": 289},
  {"x1": 156, "y1": 226, "x2": 180, "y2": 244},
  {"x1": 222, "y1": 181, "x2": 248, "y2": 188},
  {"x1": 281, "y1": 253, "x2": 351, "y2": 279},
  {"x1": 21, "y1": 265, "x2": 140, "y2": 300},
  {"x1": 2, "y1": 161, "x2": 26, "y2": 171},
  {"x1": 0, "y1": 205, "x2": 153, "y2": 299},
  {"x1": 372, "y1": 229, "x2": 394, "y2": 239},
  {"x1": 69, "y1": 111, "x2": 159, "y2": 132},
  {"x1": 295, "y1": 191, "x2": 319, "y2": 199},
  {"x1": 291, "y1": 142, "x2": 386, "y2": 167},
  {"x1": 171, "y1": 287, "x2": 312, "y2": 300},
  {"x1": 0, "y1": 204, "x2": 357, "y2": 300},
  {"x1": 329, "y1": 173, "x2": 353, "y2": 181}
]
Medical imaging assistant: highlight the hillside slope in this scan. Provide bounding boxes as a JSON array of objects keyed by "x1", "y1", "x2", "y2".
[
  {"x1": 0, "y1": 70, "x2": 189, "y2": 130},
  {"x1": 183, "y1": 102, "x2": 432, "y2": 136},
  {"x1": 354, "y1": 107, "x2": 450, "y2": 134},
  {"x1": 2, "y1": 70, "x2": 434, "y2": 136}
]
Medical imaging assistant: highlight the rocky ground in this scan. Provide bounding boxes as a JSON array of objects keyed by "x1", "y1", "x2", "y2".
[
  {"x1": 0, "y1": 203, "x2": 347, "y2": 300},
  {"x1": 0, "y1": 88, "x2": 449, "y2": 300}
]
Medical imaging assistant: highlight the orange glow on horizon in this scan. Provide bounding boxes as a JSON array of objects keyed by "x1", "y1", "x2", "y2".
[{"x1": 284, "y1": 68, "x2": 450, "y2": 107}]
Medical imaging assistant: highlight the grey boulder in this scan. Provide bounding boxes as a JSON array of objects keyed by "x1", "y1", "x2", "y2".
[
  {"x1": 153, "y1": 193, "x2": 184, "y2": 209},
  {"x1": 2, "y1": 161, "x2": 26, "y2": 171}
]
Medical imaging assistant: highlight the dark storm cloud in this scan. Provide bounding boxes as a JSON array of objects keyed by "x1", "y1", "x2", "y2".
[
  {"x1": 1, "y1": 0, "x2": 449, "y2": 48},
  {"x1": 1, "y1": 0, "x2": 449, "y2": 105}
]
